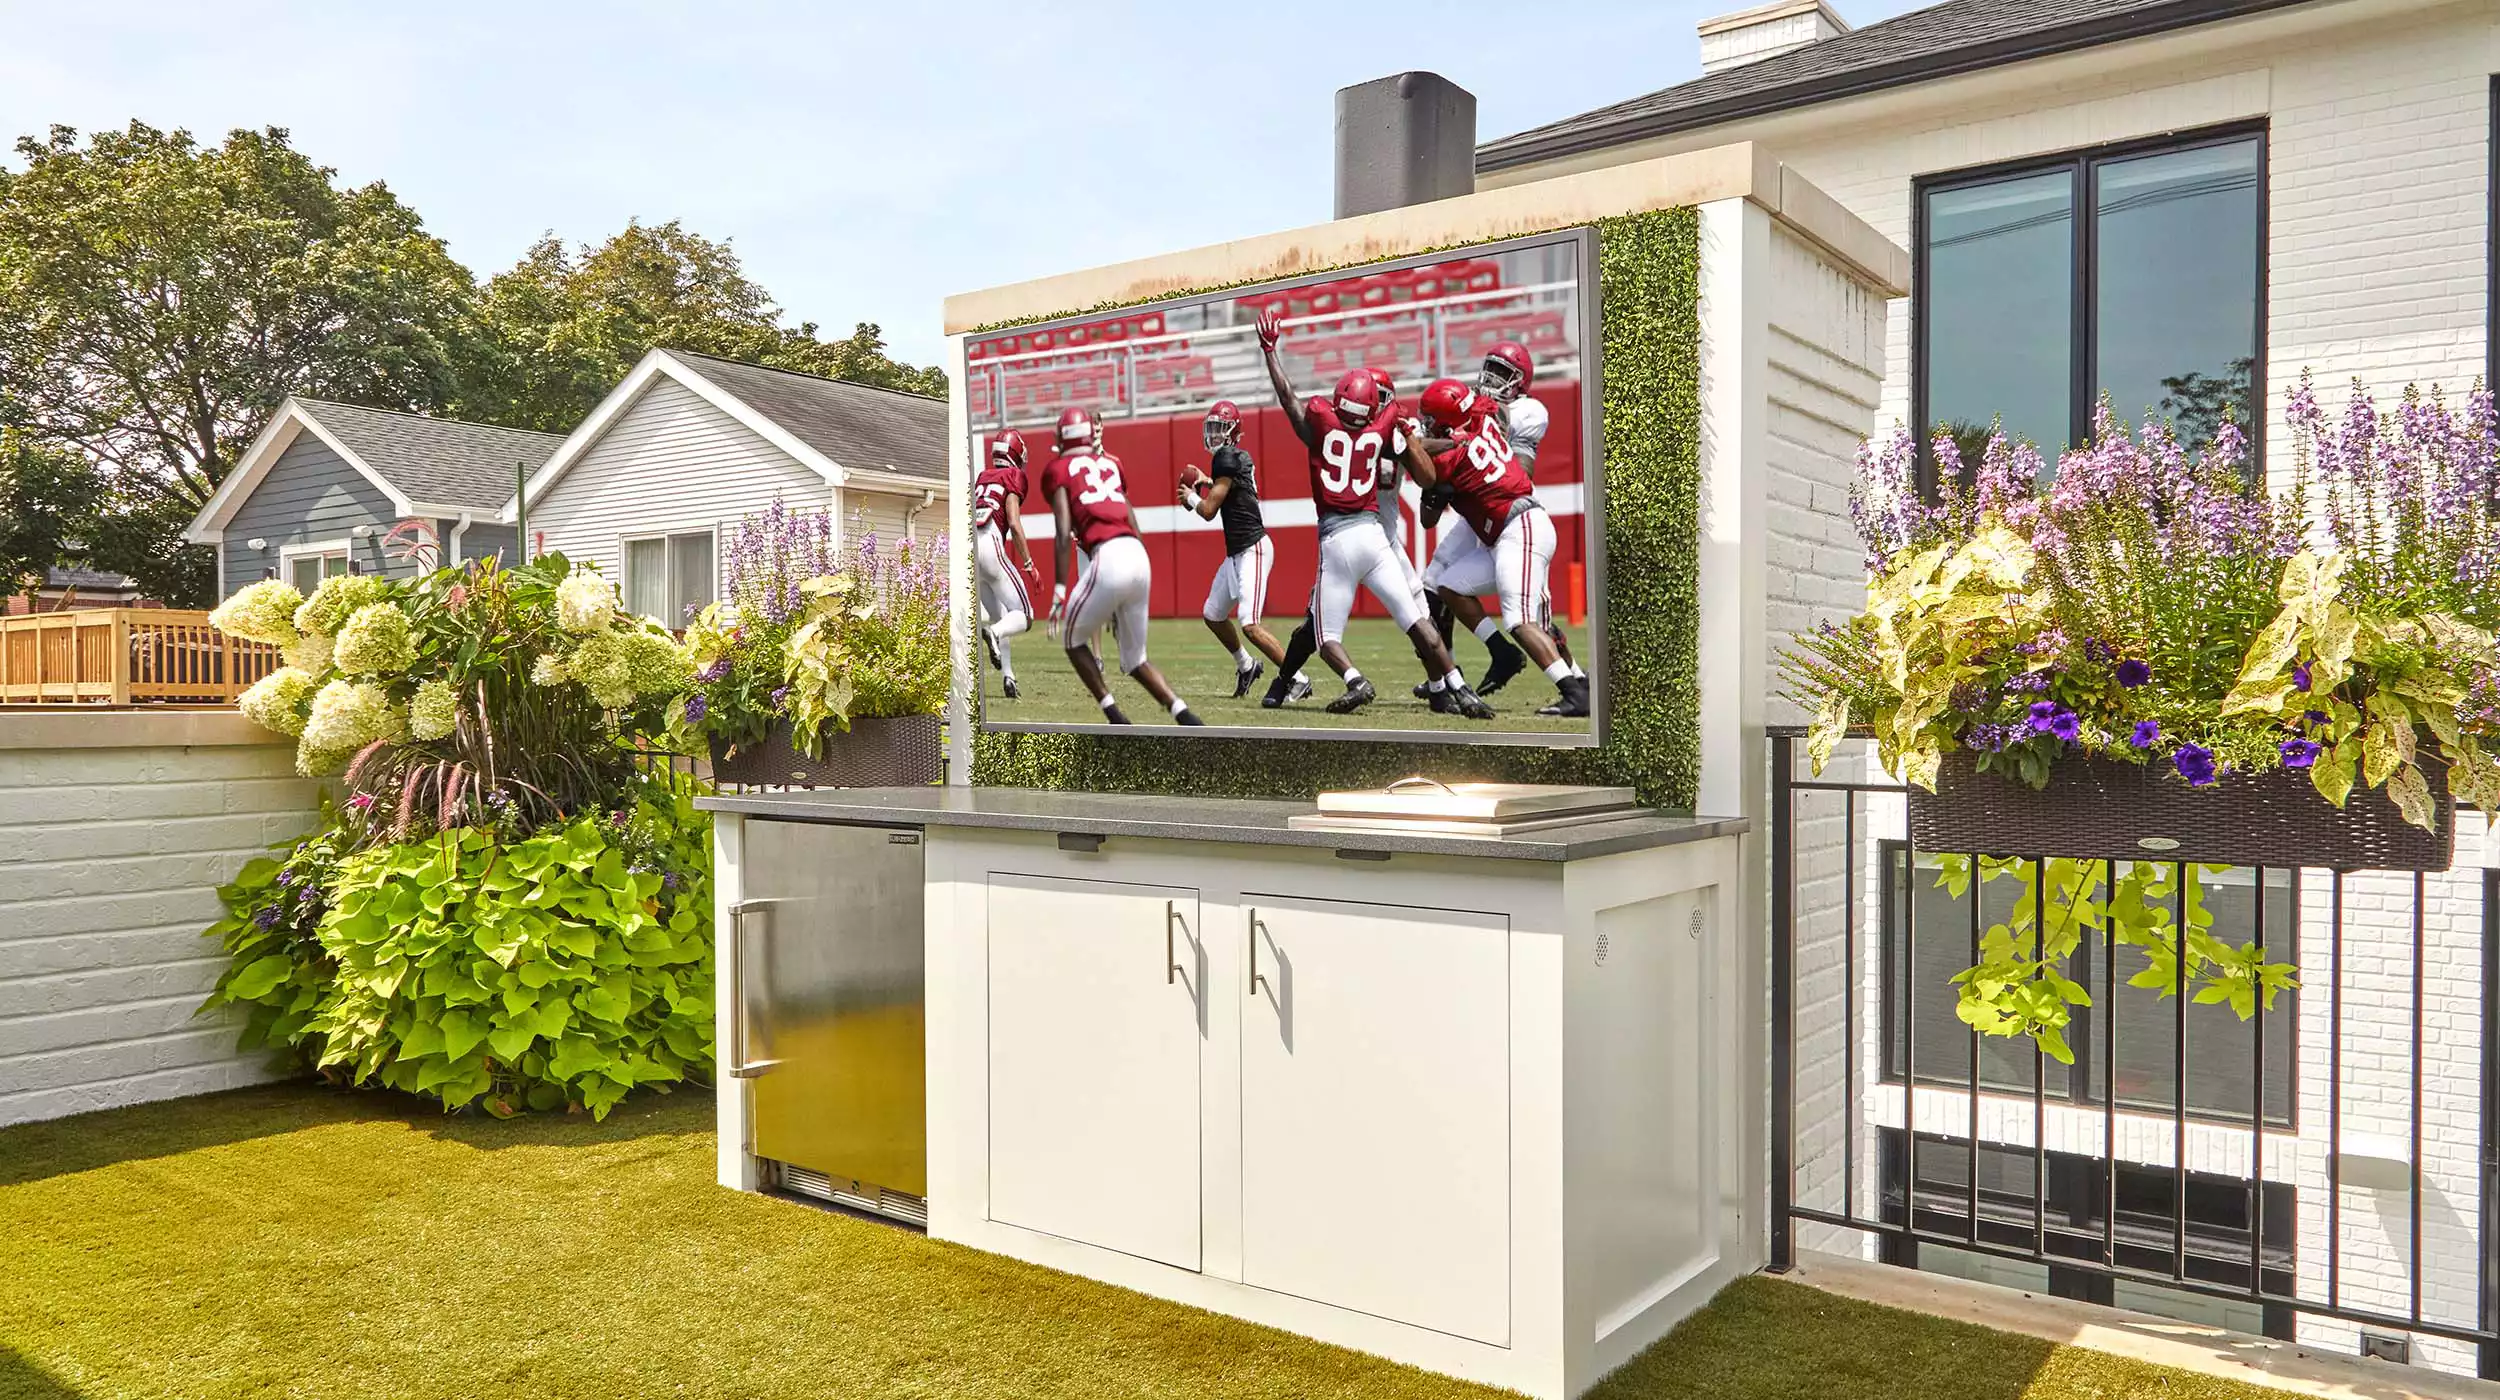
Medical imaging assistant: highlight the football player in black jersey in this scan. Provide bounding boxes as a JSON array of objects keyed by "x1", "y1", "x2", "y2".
[{"x1": 1179, "y1": 400, "x2": 1308, "y2": 700}]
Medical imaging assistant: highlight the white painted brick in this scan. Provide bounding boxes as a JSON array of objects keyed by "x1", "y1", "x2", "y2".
[{"x1": 0, "y1": 738, "x2": 306, "y2": 1127}]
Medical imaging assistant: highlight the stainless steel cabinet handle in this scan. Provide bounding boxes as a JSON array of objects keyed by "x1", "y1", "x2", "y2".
[
  {"x1": 1248, "y1": 910, "x2": 1271, "y2": 999},
  {"x1": 726, "y1": 898, "x2": 782, "y2": 1079},
  {"x1": 1166, "y1": 900, "x2": 1182, "y2": 985}
]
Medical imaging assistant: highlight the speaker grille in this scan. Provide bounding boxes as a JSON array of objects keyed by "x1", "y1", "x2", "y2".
[{"x1": 775, "y1": 1162, "x2": 928, "y2": 1228}]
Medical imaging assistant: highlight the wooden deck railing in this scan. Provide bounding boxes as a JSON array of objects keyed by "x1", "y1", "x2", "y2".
[{"x1": 0, "y1": 609, "x2": 280, "y2": 705}]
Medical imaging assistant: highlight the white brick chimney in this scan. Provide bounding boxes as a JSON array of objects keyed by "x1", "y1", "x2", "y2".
[{"x1": 1698, "y1": 0, "x2": 1851, "y2": 75}]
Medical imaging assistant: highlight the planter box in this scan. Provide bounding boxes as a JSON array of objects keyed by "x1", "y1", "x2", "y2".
[
  {"x1": 1907, "y1": 751, "x2": 2453, "y2": 871},
  {"x1": 709, "y1": 714, "x2": 943, "y2": 789}
]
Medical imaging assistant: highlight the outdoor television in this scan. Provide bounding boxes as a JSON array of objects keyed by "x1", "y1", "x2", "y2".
[{"x1": 965, "y1": 229, "x2": 1602, "y2": 746}]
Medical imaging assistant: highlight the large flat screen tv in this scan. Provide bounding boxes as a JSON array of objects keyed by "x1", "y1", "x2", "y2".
[{"x1": 966, "y1": 229, "x2": 1601, "y2": 746}]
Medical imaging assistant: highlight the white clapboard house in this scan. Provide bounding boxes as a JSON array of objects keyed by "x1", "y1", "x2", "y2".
[
  {"x1": 511, "y1": 348, "x2": 948, "y2": 627},
  {"x1": 1479, "y1": 0, "x2": 2500, "y2": 1377}
]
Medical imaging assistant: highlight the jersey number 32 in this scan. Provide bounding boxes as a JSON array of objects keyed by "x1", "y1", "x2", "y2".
[{"x1": 1072, "y1": 456, "x2": 1126, "y2": 505}]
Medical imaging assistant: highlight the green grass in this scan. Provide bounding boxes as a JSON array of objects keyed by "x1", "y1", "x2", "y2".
[
  {"x1": 2, "y1": 1083, "x2": 2293, "y2": 1400},
  {"x1": 979, "y1": 617, "x2": 1591, "y2": 735}
]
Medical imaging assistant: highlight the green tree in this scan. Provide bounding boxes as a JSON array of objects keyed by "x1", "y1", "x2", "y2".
[
  {"x1": 0, "y1": 122, "x2": 481, "y2": 602},
  {"x1": 0, "y1": 431, "x2": 102, "y2": 600},
  {"x1": 467, "y1": 220, "x2": 944, "y2": 432}
]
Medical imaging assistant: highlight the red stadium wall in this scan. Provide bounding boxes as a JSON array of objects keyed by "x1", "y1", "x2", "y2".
[{"x1": 999, "y1": 382, "x2": 1586, "y2": 625}]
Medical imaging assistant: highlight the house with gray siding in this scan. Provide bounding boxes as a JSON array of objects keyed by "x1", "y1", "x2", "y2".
[
  {"x1": 184, "y1": 399, "x2": 566, "y2": 599},
  {"x1": 512, "y1": 348, "x2": 946, "y2": 626}
]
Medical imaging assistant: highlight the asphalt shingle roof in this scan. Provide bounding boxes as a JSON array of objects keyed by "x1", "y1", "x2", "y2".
[
  {"x1": 296, "y1": 400, "x2": 566, "y2": 513},
  {"x1": 667, "y1": 351, "x2": 946, "y2": 484},
  {"x1": 1475, "y1": 0, "x2": 2318, "y2": 172}
]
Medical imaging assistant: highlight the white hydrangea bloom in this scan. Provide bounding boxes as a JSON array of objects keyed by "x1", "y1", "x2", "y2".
[
  {"x1": 409, "y1": 678, "x2": 459, "y2": 741},
  {"x1": 237, "y1": 667, "x2": 316, "y2": 737},
  {"x1": 301, "y1": 679, "x2": 403, "y2": 755},
  {"x1": 530, "y1": 652, "x2": 569, "y2": 686},
  {"x1": 333, "y1": 602, "x2": 415, "y2": 676},
  {"x1": 282, "y1": 630, "x2": 334, "y2": 675},
  {"x1": 208, "y1": 580, "x2": 305, "y2": 646},
  {"x1": 555, "y1": 570, "x2": 616, "y2": 634}
]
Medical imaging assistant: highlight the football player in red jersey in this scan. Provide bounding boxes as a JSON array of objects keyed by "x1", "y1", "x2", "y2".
[
  {"x1": 1041, "y1": 407, "x2": 1203, "y2": 726},
  {"x1": 1403, "y1": 378, "x2": 1588, "y2": 717},
  {"x1": 1251, "y1": 310, "x2": 1491, "y2": 719},
  {"x1": 971, "y1": 429, "x2": 1038, "y2": 699},
  {"x1": 1178, "y1": 400, "x2": 1307, "y2": 701}
]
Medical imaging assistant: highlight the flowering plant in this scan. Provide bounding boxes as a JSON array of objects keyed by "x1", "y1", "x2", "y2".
[
  {"x1": 1785, "y1": 383, "x2": 2500, "y2": 1061},
  {"x1": 212, "y1": 553, "x2": 691, "y2": 841},
  {"x1": 675, "y1": 501, "x2": 949, "y2": 758},
  {"x1": 1787, "y1": 385, "x2": 2500, "y2": 820}
]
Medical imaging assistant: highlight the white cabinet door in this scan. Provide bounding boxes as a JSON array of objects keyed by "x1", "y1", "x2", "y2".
[
  {"x1": 1240, "y1": 895, "x2": 1510, "y2": 1344},
  {"x1": 986, "y1": 873, "x2": 1202, "y2": 1271}
]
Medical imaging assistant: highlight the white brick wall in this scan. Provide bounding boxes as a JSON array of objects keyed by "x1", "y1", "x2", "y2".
[
  {"x1": 1497, "y1": 0, "x2": 2500, "y2": 1371},
  {"x1": 0, "y1": 711, "x2": 320, "y2": 1126}
]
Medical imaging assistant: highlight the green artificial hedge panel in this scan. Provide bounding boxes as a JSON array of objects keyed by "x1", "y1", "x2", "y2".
[{"x1": 971, "y1": 207, "x2": 1703, "y2": 809}]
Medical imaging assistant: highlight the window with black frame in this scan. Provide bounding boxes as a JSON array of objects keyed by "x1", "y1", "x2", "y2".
[{"x1": 1918, "y1": 127, "x2": 2265, "y2": 481}]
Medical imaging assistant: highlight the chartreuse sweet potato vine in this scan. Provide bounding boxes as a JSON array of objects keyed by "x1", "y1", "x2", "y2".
[
  {"x1": 204, "y1": 773, "x2": 712, "y2": 1118},
  {"x1": 1786, "y1": 383, "x2": 2500, "y2": 1062}
]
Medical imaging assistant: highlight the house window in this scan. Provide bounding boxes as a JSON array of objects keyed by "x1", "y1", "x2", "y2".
[
  {"x1": 1917, "y1": 126, "x2": 2264, "y2": 479},
  {"x1": 1878, "y1": 844, "x2": 2297, "y2": 1128},
  {"x1": 624, "y1": 531, "x2": 714, "y2": 626},
  {"x1": 287, "y1": 550, "x2": 350, "y2": 595}
]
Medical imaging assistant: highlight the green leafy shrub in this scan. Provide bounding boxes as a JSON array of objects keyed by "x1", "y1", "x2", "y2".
[{"x1": 204, "y1": 773, "x2": 712, "y2": 1118}]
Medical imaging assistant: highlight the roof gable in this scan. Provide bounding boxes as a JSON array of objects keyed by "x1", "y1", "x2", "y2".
[
  {"x1": 509, "y1": 348, "x2": 946, "y2": 521},
  {"x1": 1476, "y1": 0, "x2": 2318, "y2": 172},
  {"x1": 184, "y1": 398, "x2": 567, "y2": 543}
]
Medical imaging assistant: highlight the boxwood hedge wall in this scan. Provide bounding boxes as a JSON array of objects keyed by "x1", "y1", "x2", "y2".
[{"x1": 970, "y1": 206, "x2": 1703, "y2": 810}]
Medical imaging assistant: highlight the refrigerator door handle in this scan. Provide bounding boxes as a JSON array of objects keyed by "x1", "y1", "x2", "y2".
[{"x1": 727, "y1": 898, "x2": 783, "y2": 1079}]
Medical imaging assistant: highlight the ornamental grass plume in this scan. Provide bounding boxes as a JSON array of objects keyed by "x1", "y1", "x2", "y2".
[
  {"x1": 209, "y1": 580, "x2": 304, "y2": 646},
  {"x1": 238, "y1": 667, "x2": 316, "y2": 737},
  {"x1": 332, "y1": 602, "x2": 415, "y2": 675}
]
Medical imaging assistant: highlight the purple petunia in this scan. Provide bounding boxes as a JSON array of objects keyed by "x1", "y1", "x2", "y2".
[
  {"x1": 2130, "y1": 719, "x2": 2161, "y2": 749},
  {"x1": 2293, "y1": 662, "x2": 2313, "y2": 693},
  {"x1": 2174, "y1": 743, "x2": 2219, "y2": 787},
  {"x1": 2279, "y1": 737, "x2": 2322, "y2": 768},
  {"x1": 2025, "y1": 701, "x2": 2081, "y2": 742},
  {"x1": 2115, "y1": 658, "x2": 2152, "y2": 688}
]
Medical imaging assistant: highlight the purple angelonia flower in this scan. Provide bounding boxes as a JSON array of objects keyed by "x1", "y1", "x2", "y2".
[
  {"x1": 2006, "y1": 670, "x2": 2051, "y2": 695},
  {"x1": 2174, "y1": 743, "x2": 2219, "y2": 787},
  {"x1": 2279, "y1": 738, "x2": 2322, "y2": 769},
  {"x1": 2115, "y1": 659, "x2": 2152, "y2": 689},
  {"x1": 2082, "y1": 637, "x2": 2115, "y2": 664},
  {"x1": 2292, "y1": 662, "x2": 2313, "y2": 693},
  {"x1": 254, "y1": 906, "x2": 282, "y2": 930},
  {"x1": 682, "y1": 694, "x2": 709, "y2": 723},
  {"x1": 2130, "y1": 720, "x2": 2161, "y2": 749},
  {"x1": 695, "y1": 658, "x2": 731, "y2": 684},
  {"x1": 769, "y1": 686, "x2": 790, "y2": 710}
]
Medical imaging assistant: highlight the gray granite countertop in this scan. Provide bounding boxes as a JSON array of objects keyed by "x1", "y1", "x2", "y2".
[{"x1": 694, "y1": 786, "x2": 1747, "y2": 863}]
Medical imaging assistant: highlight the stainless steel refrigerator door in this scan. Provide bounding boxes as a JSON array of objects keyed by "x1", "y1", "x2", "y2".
[{"x1": 735, "y1": 818, "x2": 926, "y2": 1197}]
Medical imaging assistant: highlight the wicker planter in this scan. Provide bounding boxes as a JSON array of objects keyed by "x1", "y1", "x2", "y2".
[
  {"x1": 1907, "y1": 751, "x2": 2453, "y2": 871},
  {"x1": 707, "y1": 714, "x2": 943, "y2": 789}
]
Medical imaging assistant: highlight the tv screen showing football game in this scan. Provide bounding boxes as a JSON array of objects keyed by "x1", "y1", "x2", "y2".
[{"x1": 965, "y1": 231, "x2": 1600, "y2": 745}]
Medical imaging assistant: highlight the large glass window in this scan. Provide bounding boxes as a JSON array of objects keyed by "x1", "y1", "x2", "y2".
[{"x1": 1919, "y1": 129, "x2": 2264, "y2": 477}]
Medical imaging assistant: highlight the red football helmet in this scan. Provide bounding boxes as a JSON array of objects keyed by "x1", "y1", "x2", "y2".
[
  {"x1": 1365, "y1": 366, "x2": 1397, "y2": 410},
  {"x1": 1331, "y1": 369, "x2": 1379, "y2": 428},
  {"x1": 1202, "y1": 400, "x2": 1243, "y2": 451},
  {"x1": 1479, "y1": 341, "x2": 1534, "y2": 402},
  {"x1": 988, "y1": 428, "x2": 1028, "y2": 469},
  {"x1": 1055, "y1": 407, "x2": 1099, "y2": 451},
  {"x1": 1420, "y1": 377, "x2": 1488, "y2": 431}
]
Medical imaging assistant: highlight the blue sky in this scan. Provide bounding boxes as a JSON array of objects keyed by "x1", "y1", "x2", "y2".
[{"x1": 0, "y1": 1, "x2": 1922, "y2": 370}]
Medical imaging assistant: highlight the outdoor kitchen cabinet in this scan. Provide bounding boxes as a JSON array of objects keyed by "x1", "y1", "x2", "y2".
[{"x1": 703, "y1": 787, "x2": 1748, "y2": 1400}]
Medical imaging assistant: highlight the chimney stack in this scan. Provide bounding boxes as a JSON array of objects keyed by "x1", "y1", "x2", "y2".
[
  {"x1": 1698, "y1": 0, "x2": 1850, "y2": 75},
  {"x1": 1333, "y1": 72, "x2": 1476, "y2": 219}
]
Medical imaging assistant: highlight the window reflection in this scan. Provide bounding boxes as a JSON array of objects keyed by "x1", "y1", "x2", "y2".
[
  {"x1": 1924, "y1": 170, "x2": 2075, "y2": 464},
  {"x1": 2095, "y1": 140, "x2": 2261, "y2": 454}
]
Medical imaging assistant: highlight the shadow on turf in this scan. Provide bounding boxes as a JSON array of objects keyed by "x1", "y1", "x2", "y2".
[
  {"x1": 0, "y1": 1346, "x2": 86, "y2": 1399},
  {"x1": 0, "y1": 1078, "x2": 707, "y2": 1189}
]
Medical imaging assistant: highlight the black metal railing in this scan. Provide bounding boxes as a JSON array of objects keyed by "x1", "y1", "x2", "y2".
[{"x1": 1768, "y1": 728, "x2": 2500, "y2": 1375}]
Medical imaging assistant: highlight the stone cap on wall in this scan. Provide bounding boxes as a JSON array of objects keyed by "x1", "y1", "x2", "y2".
[
  {"x1": 942, "y1": 140, "x2": 1908, "y2": 336},
  {"x1": 0, "y1": 708, "x2": 283, "y2": 750}
]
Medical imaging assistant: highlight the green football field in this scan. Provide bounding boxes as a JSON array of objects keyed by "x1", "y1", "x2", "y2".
[{"x1": 977, "y1": 616, "x2": 1592, "y2": 736}]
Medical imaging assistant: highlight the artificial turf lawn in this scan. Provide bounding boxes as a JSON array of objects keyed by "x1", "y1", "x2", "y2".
[{"x1": 2, "y1": 1083, "x2": 2294, "y2": 1400}]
